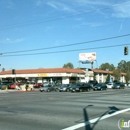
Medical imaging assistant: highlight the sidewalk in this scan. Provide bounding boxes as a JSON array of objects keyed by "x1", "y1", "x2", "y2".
[{"x1": 0, "y1": 89, "x2": 39, "y2": 93}]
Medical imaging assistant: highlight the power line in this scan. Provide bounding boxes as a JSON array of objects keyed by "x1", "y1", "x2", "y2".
[
  {"x1": 2, "y1": 33, "x2": 130, "y2": 54},
  {"x1": 1, "y1": 43, "x2": 130, "y2": 57}
]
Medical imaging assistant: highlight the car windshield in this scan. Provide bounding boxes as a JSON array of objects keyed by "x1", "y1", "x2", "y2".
[
  {"x1": 115, "y1": 82, "x2": 121, "y2": 85},
  {"x1": 44, "y1": 85, "x2": 51, "y2": 88},
  {"x1": 60, "y1": 84, "x2": 68, "y2": 88},
  {"x1": 88, "y1": 81, "x2": 95, "y2": 83},
  {"x1": 108, "y1": 83, "x2": 112, "y2": 85},
  {"x1": 95, "y1": 84, "x2": 102, "y2": 86}
]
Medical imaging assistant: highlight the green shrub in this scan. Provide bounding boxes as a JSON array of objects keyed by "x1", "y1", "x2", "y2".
[{"x1": 1, "y1": 85, "x2": 8, "y2": 90}]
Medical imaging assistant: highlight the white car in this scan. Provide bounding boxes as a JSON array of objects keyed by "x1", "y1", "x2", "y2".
[
  {"x1": 106, "y1": 82, "x2": 114, "y2": 88},
  {"x1": 128, "y1": 83, "x2": 130, "y2": 88}
]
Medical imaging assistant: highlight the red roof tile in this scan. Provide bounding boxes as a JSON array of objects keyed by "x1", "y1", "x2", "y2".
[
  {"x1": 0, "y1": 68, "x2": 85, "y2": 75},
  {"x1": 93, "y1": 69, "x2": 126, "y2": 75}
]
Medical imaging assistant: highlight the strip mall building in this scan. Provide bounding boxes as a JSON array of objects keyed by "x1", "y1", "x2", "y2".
[{"x1": 0, "y1": 68, "x2": 126, "y2": 84}]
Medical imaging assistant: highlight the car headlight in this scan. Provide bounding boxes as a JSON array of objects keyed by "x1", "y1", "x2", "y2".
[{"x1": 63, "y1": 88, "x2": 66, "y2": 90}]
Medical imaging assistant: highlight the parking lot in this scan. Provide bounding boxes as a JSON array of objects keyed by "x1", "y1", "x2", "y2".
[{"x1": 0, "y1": 88, "x2": 130, "y2": 130}]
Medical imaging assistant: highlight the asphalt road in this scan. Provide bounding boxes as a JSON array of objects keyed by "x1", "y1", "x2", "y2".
[{"x1": 0, "y1": 88, "x2": 130, "y2": 130}]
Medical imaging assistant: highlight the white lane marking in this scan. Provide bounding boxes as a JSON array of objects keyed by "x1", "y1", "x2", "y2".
[{"x1": 62, "y1": 108, "x2": 130, "y2": 130}]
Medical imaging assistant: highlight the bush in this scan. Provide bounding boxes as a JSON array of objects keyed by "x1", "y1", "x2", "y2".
[{"x1": 1, "y1": 85, "x2": 8, "y2": 90}]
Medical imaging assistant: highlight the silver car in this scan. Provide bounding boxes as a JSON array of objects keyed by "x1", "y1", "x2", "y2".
[{"x1": 40, "y1": 85, "x2": 55, "y2": 92}]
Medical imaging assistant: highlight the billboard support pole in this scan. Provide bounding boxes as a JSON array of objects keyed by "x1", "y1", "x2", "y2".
[{"x1": 91, "y1": 62, "x2": 93, "y2": 69}]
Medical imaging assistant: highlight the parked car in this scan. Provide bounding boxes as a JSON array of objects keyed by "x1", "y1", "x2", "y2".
[
  {"x1": 33, "y1": 83, "x2": 43, "y2": 88},
  {"x1": 106, "y1": 82, "x2": 114, "y2": 89},
  {"x1": 93, "y1": 83, "x2": 107, "y2": 91},
  {"x1": 128, "y1": 83, "x2": 130, "y2": 88},
  {"x1": 40, "y1": 85, "x2": 55, "y2": 92},
  {"x1": 88, "y1": 80, "x2": 98, "y2": 88},
  {"x1": 8, "y1": 83, "x2": 17, "y2": 89},
  {"x1": 59, "y1": 84, "x2": 70, "y2": 92},
  {"x1": 112, "y1": 82, "x2": 125, "y2": 89},
  {"x1": 0, "y1": 81, "x2": 13, "y2": 89},
  {"x1": 70, "y1": 82, "x2": 91, "y2": 92}
]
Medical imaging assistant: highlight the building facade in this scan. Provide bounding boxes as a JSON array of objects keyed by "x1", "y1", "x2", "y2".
[{"x1": 0, "y1": 68, "x2": 126, "y2": 84}]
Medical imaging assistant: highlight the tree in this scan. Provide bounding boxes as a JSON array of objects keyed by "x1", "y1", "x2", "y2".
[
  {"x1": 2, "y1": 68, "x2": 5, "y2": 71},
  {"x1": 63, "y1": 62, "x2": 74, "y2": 69},
  {"x1": 118, "y1": 60, "x2": 130, "y2": 82},
  {"x1": 99, "y1": 63, "x2": 115, "y2": 71},
  {"x1": 125, "y1": 72, "x2": 130, "y2": 84},
  {"x1": 113, "y1": 69, "x2": 121, "y2": 82},
  {"x1": 106, "y1": 74, "x2": 110, "y2": 82},
  {"x1": 118, "y1": 60, "x2": 130, "y2": 73}
]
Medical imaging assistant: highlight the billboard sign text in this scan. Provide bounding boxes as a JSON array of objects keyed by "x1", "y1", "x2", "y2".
[{"x1": 79, "y1": 52, "x2": 96, "y2": 63}]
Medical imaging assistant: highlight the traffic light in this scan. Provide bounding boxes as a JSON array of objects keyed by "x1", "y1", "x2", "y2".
[
  {"x1": 12, "y1": 69, "x2": 15, "y2": 74},
  {"x1": 124, "y1": 46, "x2": 128, "y2": 55}
]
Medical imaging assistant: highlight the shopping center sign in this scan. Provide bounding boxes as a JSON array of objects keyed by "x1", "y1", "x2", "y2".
[{"x1": 79, "y1": 52, "x2": 96, "y2": 63}]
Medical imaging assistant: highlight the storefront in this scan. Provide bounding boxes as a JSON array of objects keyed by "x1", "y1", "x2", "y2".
[{"x1": 0, "y1": 68, "x2": 85, "y2": 84}]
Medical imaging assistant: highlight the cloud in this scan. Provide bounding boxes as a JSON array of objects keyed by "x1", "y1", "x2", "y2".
[
  {"x1": 6, "y1": 1, "x2": 14, "y2": 9},
  {"x1": 35, "y1": 0, "x2": 44, "y2": 6},
  {"x1": 46, "y1": 1, "x2": 77, "y2": 13},
  {"x1": 82, "y1": 22, "x2": 102, "y2": 27},
  {"x1": 112, "y1": 1, "x2": 130, "y2": 18},
  {"x1": 0, "y1": 38, "x2": 25, "y2": 44},
  {"x1": 47, "y1": 2, "x2": 58, "y2": 9},
  {"x1": 75, "y1": 0, "x2": 110, "y2": 6}
]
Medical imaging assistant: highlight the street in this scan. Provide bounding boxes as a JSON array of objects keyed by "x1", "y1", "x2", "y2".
[{"x1": 0, "y1": 88, "x2": 130, "y2": 130}]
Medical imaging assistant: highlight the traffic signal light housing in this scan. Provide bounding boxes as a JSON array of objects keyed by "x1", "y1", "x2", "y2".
[
  {"x1": 124, "y1": 46, "x2": 128, "y2": 55},
  {"x1": 12, "y1": 69, "x2": 15, "y2": 74}
]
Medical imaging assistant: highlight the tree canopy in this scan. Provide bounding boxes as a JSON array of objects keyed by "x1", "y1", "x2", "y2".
[
  {"x1": 99, "y1": 62, "x2": 115, "y2": 71},
  {"x1": 117, "y1": 60, "x2": 130, "y2": 83},
  {"x1": 63, "y1": 62, "x2": 74, "y2": 69},
  {"x1": 112, "y1": 68, "x2": 121, "y2": 82}
]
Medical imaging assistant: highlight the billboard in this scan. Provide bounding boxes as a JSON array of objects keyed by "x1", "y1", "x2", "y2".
[{"x1": 79, "y1": 52, "x2": 96, "y2": 63}]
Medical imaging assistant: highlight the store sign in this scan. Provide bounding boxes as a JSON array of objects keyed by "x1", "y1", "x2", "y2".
[
  {"x1": 38, "y1": 73, "x2": 48, "y2": 77},
  {"x1": 52, "y1": 73, "x2": 62, "y2": 76}
]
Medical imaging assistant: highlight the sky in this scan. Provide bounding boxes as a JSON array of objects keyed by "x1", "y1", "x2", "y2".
[{"x1": 0, "y1": 0, "x2": 130, "y2": 71}]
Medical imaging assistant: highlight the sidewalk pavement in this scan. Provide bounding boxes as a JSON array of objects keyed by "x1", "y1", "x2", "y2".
[{"x1": 0, "y1": 89, "x2": 39, "y2": 93}]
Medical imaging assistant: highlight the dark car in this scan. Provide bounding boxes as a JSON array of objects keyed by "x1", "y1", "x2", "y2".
[
  {"x1": 70, "y1": 82, "x2": 91, "y2": 92},
  {"x1": 93, "y1": 83, "x2": 107, "y2": 91},
  {"x1": 88, "y1": 80, "x2": 98, "y2": 88},
  {"x1": 53, "y1": 85, "x2": 61, "y2": 92},
  {"x1": 112, "y1": 82, "x2": 125, "y2": 89},
  {"x1": 58, "y1": 84, "x2": 70, "y2": 92},
  {"x1": 40, "y1": 85, "x2": 55, "y2": 92}
]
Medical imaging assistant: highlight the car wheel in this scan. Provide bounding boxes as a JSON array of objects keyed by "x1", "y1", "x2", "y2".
[
  {"x1": 47, "y1": 89, "x2": 50, "y2": 92},
  {"x1": 66, "y1": 89, "x2": 69, "y2": 92},
  {"x1": 40, "y1": 90, "x2": 43, "y2": 92},
  {"x1": 79, "y1": 89, "x2": 83, "y2": 92},
  {"x1": 56, "y1": 89, "x2": 59, "y2": 92}
]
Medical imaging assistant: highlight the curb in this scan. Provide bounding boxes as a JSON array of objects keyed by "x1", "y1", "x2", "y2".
[
  {"x1": 0, "y1": 90, "x2": 40, "y2": 93},
  {"x1": 16, "y1": 90, "x2": 40, "y2": 93}
]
